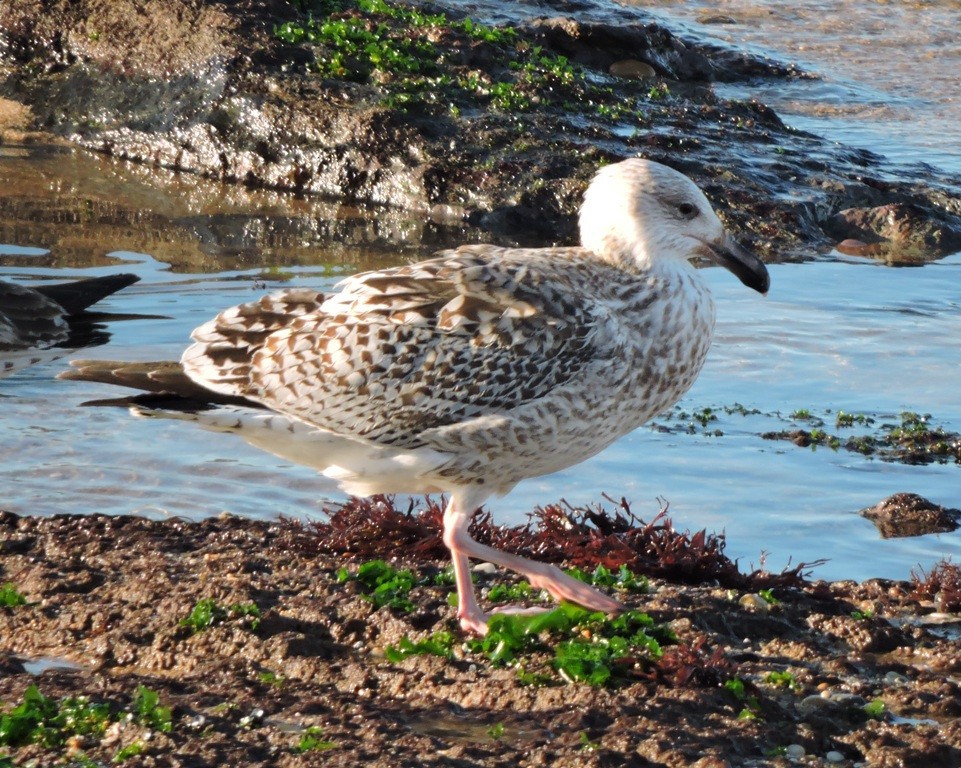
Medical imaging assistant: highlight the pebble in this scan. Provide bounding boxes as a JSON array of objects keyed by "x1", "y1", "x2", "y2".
[
  {"x1": 884, "y1": 671, "x2": 909, "y2": 685},
  {"x1": 785, "y1": 743, "x2": 805, "y2": 759},
  {"x1": 798, "y1": 694, "x2": 838, "y2": 715},
  {"x1": 608, "y1": 59, "x2": 656, "y2": 79},
  {"x1": 831, "y1": 692, "x2": 868, "y2": 707},
  {"x1": 738, "y1": 593, "x2": 771, "y2": 613},
  {"x1": 473, "y1": 562, "x2": 498, "y2": 575},
  {"x1": 185, "y1": 714, "x2": 207, "y2": 731},
  {"x1": 826, "y1": 751, "x2": 844, "y2": 763},
  {"x1": 239, "y1": 708, "x2": 265, "y2": 728},
  {"x1": 697, "y1": 14, "x2": 738, "y2": 24}
]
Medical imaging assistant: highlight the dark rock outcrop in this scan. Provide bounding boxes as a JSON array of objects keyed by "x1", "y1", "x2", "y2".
[{"x1": 2, "y1": 0, "x2": 959, "y2": 259}]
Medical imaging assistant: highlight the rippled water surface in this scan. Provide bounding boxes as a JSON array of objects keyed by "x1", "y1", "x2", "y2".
[
  {"x1": 4, "y1": 0, "x2": 961, "y2": 585},
  {"x1": 627, "y1": 0, "x2": 961, "y2": 175}
]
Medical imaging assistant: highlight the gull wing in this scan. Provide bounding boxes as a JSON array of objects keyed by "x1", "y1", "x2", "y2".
[{"x1": 183, "y1": 246, "x2": 623, "y2": 449}]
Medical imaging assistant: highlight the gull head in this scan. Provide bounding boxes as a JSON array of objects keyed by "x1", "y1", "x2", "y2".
[{"x1": 579, "y1": 158, "x2": 770, "y2": 294}]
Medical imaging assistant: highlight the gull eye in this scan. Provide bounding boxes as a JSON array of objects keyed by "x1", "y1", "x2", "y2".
[{"x1": 677, "y1": 202, "x2": 698, "y2": 219}]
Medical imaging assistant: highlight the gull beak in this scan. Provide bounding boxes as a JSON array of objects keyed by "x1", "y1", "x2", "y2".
[{"x1": 703, "y1": 234, "x2": 770, "y2": 295}]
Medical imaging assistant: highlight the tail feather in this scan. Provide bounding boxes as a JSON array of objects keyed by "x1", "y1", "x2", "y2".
[
  {"x1": 58, "y1": 359, "x2": 252, "y2": 406},
  {"x1": 34, "y1": 274, "x2": 140, "y2": 316}
]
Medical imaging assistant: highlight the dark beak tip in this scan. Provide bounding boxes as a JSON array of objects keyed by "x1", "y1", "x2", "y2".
[
  {"x1": 709, "y1": 235, "x2": 770, "y2": 295},
  {"x1": 757, "y1": 273, "x2": 771, "y2": 296}
]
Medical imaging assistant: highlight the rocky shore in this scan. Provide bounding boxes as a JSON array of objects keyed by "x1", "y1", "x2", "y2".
[
  {"x1": 2, "y1": 2, "x2": 961, "y2": 766},
  {"x1": 1, "y1": 503, "x2": 959, "y2": 767},
  {"x1": 2, "y1": 0, "x2": 961, "y2": 261}
]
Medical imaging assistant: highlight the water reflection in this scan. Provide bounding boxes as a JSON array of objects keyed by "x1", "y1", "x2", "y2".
[
  {"x1": 0, "y1": 273, "x2": 140, "y2": 378},
  {"x1": 0, "y1": 144, "x2": 483, "y2": 274},
  {"x1": 624, "y1": 0, "x2": 961, "y2": 175}
]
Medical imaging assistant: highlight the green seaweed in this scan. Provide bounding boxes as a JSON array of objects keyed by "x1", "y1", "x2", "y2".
[
  {"x1": 386, "y1": 602, "x2": 673, "y2": 688},
  {"x1": 0, "y1": 583, "x2": 27, "y2": 608},
  {"x1": 272, "y1": 0, "x2": 630, "y2": 117},
  {"x1": 0, "y1": 684, "x2": 170, "y2": 750},
  {"x1": 384, "y1": 631, "x2": 457, "y2": 661},
  {"x1": 764, "y1": 671, "x2": 800, "y2": 691},
  {"x1": 180, "y1": 598, "x2": 262, "y2": 634},
  {"x1": 295, "y1": 725, "x2": 336, "y2": 752},
  {"x1": 338, "y1": 559, "x2": 418, "y2": 612}
]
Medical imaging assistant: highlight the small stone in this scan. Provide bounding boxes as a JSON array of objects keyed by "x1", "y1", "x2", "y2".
[
  {"x1": 835, "y1": 238, "x2": 880, "y2": 257},
  {"x1": 609, "y1": 59, "x2": 656, "y2": 79},
  {"x1": 185, "y1": 714, "x2": 207, "y2": 730},
  {"x1": 826, "y1": 751, "x2": 844, "y2": 763},
  {"x1": 883, "y1": 671, "x2": 908, "y2": 685},
  {"x1": 473, "y1": 562, "x2": 497, "y2": 575},
  {"x1": 697, "y1": 14, "x2": 737, "y2": 24},
  {"x1": 829, "y1": 692, "x2": 867, "y2": 708},
  {"x1": 798, "y1": 694, "x2": 838, "y2": 715},
  {"x1": 738, "y1": 593, "x2": 771, "y2": 613},
  {"x1": 785, "y1": 743, "x2": 805, "y2": 759}
]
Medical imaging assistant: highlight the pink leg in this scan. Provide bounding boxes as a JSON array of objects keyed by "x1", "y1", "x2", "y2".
[
  {"x1": 449, "y1": 549, "x2": 489, "y2": 635},
  {"x1": 442, "y1": 490, "x2": 623, "y2": 635}
]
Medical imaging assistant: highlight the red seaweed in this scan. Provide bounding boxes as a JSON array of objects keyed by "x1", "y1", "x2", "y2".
[{"x1": 276, "y1": 494, "x2": 818, "y2": 590}]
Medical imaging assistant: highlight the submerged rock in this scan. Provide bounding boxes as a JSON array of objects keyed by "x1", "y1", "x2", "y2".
[
  {"x1": 825, "y1": 203, "x2": 961, "y2": 262},
  {"x1": 860, "y1": 493, "x2": 960, "y2": 539}
]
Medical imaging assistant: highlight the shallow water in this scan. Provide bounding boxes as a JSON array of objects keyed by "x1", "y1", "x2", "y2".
[
  {"x1": 4, "y1": 0, "x2": 961, "y2": 584},
  {"x1": 2, "y1": 142, "x2": 958, "y2": 585},
  {"x1": 625, "y1": 0, "x2": 961, "y2": 175}
]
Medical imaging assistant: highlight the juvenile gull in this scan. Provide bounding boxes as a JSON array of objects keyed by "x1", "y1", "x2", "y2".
[
  {"x1": 1, "y1": 273, "x2": 139, "y2": 378},
  {"x1": 63, "y1": 159, "x2": 769, "y2": 635}
]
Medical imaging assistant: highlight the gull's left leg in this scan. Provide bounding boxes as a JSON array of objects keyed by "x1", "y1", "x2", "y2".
[{"x1": 442, "y1": 488, "x2": 622, "y2": 635}]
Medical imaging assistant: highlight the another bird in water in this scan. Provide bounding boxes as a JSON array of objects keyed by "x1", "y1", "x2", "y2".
[
  {"x1": 1, "y1": 273, "x2": 140, "y2": 378},
  {"x1": 62, "y1": 159, "x2": 769, "y2": 635}
]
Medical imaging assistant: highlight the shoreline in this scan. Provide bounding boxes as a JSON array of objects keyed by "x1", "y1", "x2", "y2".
[{"x1": 1, "y1": 504, "x2": 959, "y2": 766}]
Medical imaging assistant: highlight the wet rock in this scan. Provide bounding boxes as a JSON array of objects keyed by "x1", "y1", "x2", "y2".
[
  {"x1": 697, "y1": 15, "x2": 738, "y2": 26},
  {"x1": 608, "y1": 59, "x2": 656, "y2": 80},
  {"x1": 835, "y1": 237, "x2": 883, "y2": 257},
  {"x1": 527, "y1": 17, "x2": 712, "y2": 79},
  {"x1": 808, "y1": 612, "x2": 907, "y2": 654},
  {"x1": 824, "y1": 203, "x2": 961, "y2": 262},
  {"x1": 861, "y1": 493, "x2": 960, "y2": 539},
  {"x1": 428, "y1": 203, "x2": 466, "y2": 225},
  {"x1": 0, "y1": 0, "x2": 959, "y2": 257},
  {"x1": 0, "y1": 96, "x2": 32, "y2": 141},
  {"x1": 690, "y1": 758, "x2": 731, "y2": 768}
]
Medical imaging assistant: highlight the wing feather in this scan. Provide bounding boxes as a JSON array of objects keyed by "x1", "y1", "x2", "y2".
[{"x1": 184, "y1": 246, "x2": 623, "y2": 449}]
